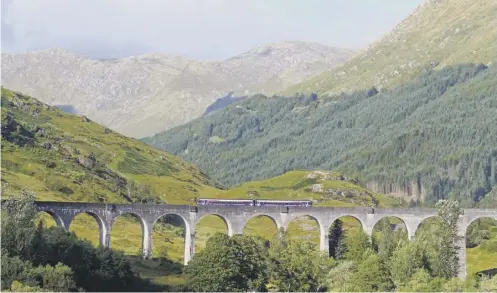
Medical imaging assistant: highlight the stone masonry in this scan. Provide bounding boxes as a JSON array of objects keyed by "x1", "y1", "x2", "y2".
[{"x1": 34, "y1": 201, "x2": 497, "y2": 280}]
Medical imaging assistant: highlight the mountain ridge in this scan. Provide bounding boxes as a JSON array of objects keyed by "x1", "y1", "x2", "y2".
[
  {"x1": 282, "y1": 0, "x2": 497, "y2": 96},
  {"x1": 1, "y1": 41, "x2": 354, "y2": 138}
]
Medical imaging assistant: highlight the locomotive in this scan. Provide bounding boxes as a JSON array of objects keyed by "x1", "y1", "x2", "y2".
[{"x1": 196, "y1": 198, "x2": 312, "y2": 207}]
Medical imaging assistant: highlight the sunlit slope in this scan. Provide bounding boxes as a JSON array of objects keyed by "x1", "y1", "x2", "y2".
[
  {"x1": 1, "y1": 88, "x2": 222, "y2": 204},
  {"x1": 203, "y1": 170, "x2": 400, "y2": 208},
  {"x1": 282, "y1": 0, "x2": 497, "y2": 96}
]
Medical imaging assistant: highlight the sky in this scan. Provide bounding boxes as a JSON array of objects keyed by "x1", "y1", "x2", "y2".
[{"x1": 1, "y1": 0, "x2": 423, "y2": 60}]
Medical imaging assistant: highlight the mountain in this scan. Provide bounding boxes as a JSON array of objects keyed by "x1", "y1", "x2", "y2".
[
  {"x1": 282, "y1": 0, "x2": 497, "y2": 96},
  {"x1": 1, "y1": 41, "x2": 353, "y2": 138},
  {"x1": 0, "y1": 87, "x2": 221, "y2": 204},
  {"x1": 143, "y1": 63, "x2": 497, "y2": 207}
]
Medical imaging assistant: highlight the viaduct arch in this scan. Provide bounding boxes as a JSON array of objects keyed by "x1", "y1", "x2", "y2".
[{"x1": 33, "y1": 201, "x2": 497, "y2": 280}]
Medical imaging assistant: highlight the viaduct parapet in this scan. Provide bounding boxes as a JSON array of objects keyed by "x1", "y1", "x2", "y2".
[{"x1": 33, "y1": 201, "x2": 497, "y2": 280}]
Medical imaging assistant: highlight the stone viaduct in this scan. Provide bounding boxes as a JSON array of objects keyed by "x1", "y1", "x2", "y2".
[{"x1": 34, "y1": 201, "x2": 497, "y2": 280}]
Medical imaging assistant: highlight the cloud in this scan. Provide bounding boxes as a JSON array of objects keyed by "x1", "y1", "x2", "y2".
[
  {"x1": 1, "y1": 0, "x2": 422, "y2": 60},
  {"x1": 1, "y1": 0, "x2": 16, "y2": 46}
]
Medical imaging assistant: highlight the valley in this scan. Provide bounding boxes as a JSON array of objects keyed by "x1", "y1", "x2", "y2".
[{"x1": 2, "y1": 0, "x2": 497, "y2": 291}]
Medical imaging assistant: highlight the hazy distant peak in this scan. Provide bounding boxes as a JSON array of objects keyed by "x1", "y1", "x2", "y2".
[
  {"x1": 1, "y1": 40, "x2": 352, "y2": 138},
  {"x1": 2, "y1": 47, "x2": 78, "y2": 58},
  {"x1": 137, "y1": 52, "x2": 194, "y2": 62},
  {"x1": 420, "y1": 0, "x2": 446, "y2": 7},
  {"x1": 231, "y1": 41, "x2": 354, "y2": 60}
]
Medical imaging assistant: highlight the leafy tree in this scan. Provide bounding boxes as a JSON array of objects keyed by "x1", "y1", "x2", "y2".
[
  {"x1": 399, "y1": 268, "x2": 445, "y2": 292},
  {"x1": 467, "y1": 228, "x2": 490, "y2": 248},
  {"x1": 389, "y1": 239, "x2": 426, "y2": 287},
  {"x1": 325, "y1": 261, "x2": 357, "y2": 292},
  {"x1": 26, "y1": 263, "x2": 77, "y2": 292},
  {"x1": 1, "y1": 254, "x2": 33, "y2": 290},
  {"x1": 1, "y1": 189, "x2": 38, "y2": 259},
  {"x1": 344, "y1": 229, "x2": 371, "y2": 262},
  {"x1": 466, "y1": 218, "x2": 495, "y2": 247},
  {"x1": 1, "y1": 254, "x2": 76, "y2": 292},
  {"x1": 353, "y1": 251, "x2": 394, "y2": 292},
  {"x1": 267, "y1": 232, "x2": 334, "y2": 292},
  {"x1": 373, "y1": 218, "x2": 397, "y2": 261},
  {"x1": 5, "y1": 281, "x2": 47, "y2": 292},
  {"x1": 30, "y1": 227, "x2": 138, "y2": 292},
  {"x1": 184, "y1": 233, "x2": 268, "y2": 292}
]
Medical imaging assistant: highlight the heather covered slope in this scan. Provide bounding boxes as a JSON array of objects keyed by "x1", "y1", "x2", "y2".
[
  {"x1": 143, "y1": 63, "x2": 497, "y2": 207},
  {"x1": 283, "y1": 0, "x2": 497, "y2": 96}
]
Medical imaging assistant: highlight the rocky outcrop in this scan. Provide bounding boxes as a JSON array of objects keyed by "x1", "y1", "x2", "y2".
[
  {"x1": 76, "y1": 153, "x2": 97, "y2": 169},
  {"x1": 304, "y1": 171, "x2": 379, "y2": 207},
  {"x1": 306, "y1": 170, "x2": 358, "y2": 184}
]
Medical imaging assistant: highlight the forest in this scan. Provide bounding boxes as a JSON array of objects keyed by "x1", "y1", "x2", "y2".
[{"x1": 144, "y1": 63, "x2": 497, "y2": 207}]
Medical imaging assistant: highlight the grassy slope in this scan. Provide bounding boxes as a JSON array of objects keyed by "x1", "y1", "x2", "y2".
[
  {"x1": 282, "y1": 0, "x2": 497, "y2": 96},
  {"x1": 202, "y1": 170, "x2": 400, "y2": 207},
  {"x1": 1, "y1": 87, "x2": 221, "y2": 204}
]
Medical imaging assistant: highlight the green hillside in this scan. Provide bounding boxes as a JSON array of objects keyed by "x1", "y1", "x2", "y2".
[
  {"x1": 0, "y1": 87, "x2": 222, "y2": 204},
  {"x1": 143, "y1": 63, "x2": 497, "y2": 207},
  {"x1": 206, "y1": 170, "x2": 400, "y2": 208},
  {"x1": 282, "y1": 0, "x2": 497, "y2": 97}
]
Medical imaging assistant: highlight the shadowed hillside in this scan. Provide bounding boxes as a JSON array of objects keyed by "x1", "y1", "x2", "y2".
[{"x1": 144, "y1": 63, "x2": 497, "y2": 207}]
